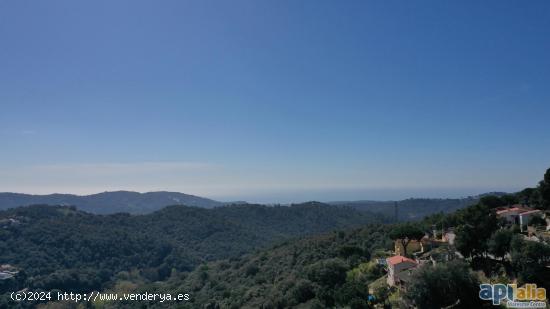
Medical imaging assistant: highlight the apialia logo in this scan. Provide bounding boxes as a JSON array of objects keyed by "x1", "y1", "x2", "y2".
[{"x1": 479, "y1": 284, "x2": 546, "y2": 308}]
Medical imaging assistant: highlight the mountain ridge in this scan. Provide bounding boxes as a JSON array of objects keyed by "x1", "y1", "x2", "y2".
[
  {"x1": 0, "y1": 202, "x2": 384, "y2": 295},
  {"x1": 0, "y1": 190, "x2": 510, "y2": 218},
  {"x1": 0, "y1": 190, "x2": 223, "y2": 214},
  {"x1": 329, "y1": 192, "x2": 510, "y2": 221}
]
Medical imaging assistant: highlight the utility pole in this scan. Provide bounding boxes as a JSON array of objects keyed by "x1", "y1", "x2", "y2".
[{"x1": 394, "y1": 202, "x2": 398, "y2": 223}]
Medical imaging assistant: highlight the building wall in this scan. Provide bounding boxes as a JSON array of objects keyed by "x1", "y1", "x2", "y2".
[
  {"x1": 387, "y1": 261, "x2": 417, "y2": 286},
  {"x1": 394, "y1": 240, "x2": 422, "y2": 256}
]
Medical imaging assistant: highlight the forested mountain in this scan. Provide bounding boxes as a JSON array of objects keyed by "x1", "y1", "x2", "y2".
[
  {"x1": 0, "y1": 191, "x2": 223, "y2": 214},
  {"x1": 129, "y1": 193, "x2": 549, "y2": 309},
  {"x1": 331, "y1": 195, "x2": 501, "y2": 221},
  {"x1": 120, "y1": 174, "x2": 548, "y2": 309},
  {"x1": 0, "y1": 202, "x2": 384, "y2": 300},
  {"x1": 0, "y1": 190, "x2": 509, "y2": 220},
  {"x1": 140, "y1": 224, "x2": 394, "y2": 309}
]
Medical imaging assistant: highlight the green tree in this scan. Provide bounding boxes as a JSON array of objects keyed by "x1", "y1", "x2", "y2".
[
  {"x1": 539, "y1": 167, "x2": 550, "y2": 210},
  {"x1": 455, "y1": 203, "x2": 498, "y2": 257},
  {"x1": 388, "y1": 224, "x2": 425, "y2": 257},
  {"x1": 289, "y1": 279, "x2": 315, "y2": 304},
  {"x1": 517, "y1": 187, "x2": 541, "y2": 206},
  {"x1": 305, "y1": 258, "x2": 348, "y2": 288},
  {"x1": 511, "y1": 237, "x2": 550, "y2": 287},
  {"x1": 480, "y1": 195, "x2": 507, "y2": 208},
  {"x1": 405, "y1": 260, "x2": 484, "y2": 309},
  {"x1": 488, "y1": 229, "x2": 513, "y2": 260},
  {"x1": 335, "y1": 280, "x2": 371, "y2": 308},
  {"x1": 529, "y1": 215, "x2": 546, "y2": 228}
]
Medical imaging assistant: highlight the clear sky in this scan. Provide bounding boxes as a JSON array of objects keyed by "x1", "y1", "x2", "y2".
[{"x1": 1, "y1": 1, "x2": 549, "y2": 203}]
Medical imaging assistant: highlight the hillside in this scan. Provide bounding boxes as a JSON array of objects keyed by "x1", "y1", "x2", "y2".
[
  {"x1": 131, "y1": 195, "x2": 550, "y2": 309},
  {"x1": 0, "y1": 202, "x2": 384, "y2": 299},
  {"x1": 0, "y1": 191, "x2": 507, "y2": 220},
  {"x1": 123, "y1": 178, "x2": 548, "y2": 309},
  {"x1": 0, "y1": 191, "x2": 223, "y2": 214},
  {"x1": 140, "y1": 224, "x2": 394, "y2": 308},
  {"x1": 331, "y1": 197, "x2": 483, "y2": 221}
]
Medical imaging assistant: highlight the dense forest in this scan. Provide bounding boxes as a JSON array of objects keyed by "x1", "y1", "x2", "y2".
[
  {"x1": 100, "y1": 169, "x2": 550, "y2": 308},
  {"x1": 0, "y1": 202, "x2": 384, "y2": 306},
  {"x1": 331, "y1": 196, "x2": 485, "y2": 221},
  {"x1": 138, "y1": 224, "x2": 395, "y2": 309}
]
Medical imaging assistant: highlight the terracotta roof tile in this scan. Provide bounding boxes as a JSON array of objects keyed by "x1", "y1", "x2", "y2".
[{"x1": 386, "y1": 255, "x2": 417, "y2": 266}]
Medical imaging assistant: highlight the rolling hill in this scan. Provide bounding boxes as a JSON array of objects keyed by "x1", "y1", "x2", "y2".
[
  {"x1": 329, "y1": 195, "x2": 508, "y2": 221},
  {"x1": 0, "y1": 191, "x2": 223, "y2": 214},
  {"x1": 0, "y1": 202, "x2": 384, "y2": 298},
  {"x1": 0, "y1": 191, "x2": 509, "y2": 220}
]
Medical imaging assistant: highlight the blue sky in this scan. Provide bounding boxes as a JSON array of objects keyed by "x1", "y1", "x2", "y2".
[{"x1": 1, "y1": 1, "x2": 549, "y2": 202}]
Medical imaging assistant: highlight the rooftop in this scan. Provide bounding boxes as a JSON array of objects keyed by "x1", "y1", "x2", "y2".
[
  {"x1": 520, "y1": 209, "x2": 542, "y2": 216},
  {"x1": 496, "y1": 205, "x2": 536, "y2": 215},
  {"x1": 387, "y1": 255, "x2": 417, "y2": 266}
]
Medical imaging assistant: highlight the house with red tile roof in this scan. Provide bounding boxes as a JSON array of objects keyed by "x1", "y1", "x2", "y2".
[{"x1": 386, "y1": 255, "x2": 418, "y2": 287}]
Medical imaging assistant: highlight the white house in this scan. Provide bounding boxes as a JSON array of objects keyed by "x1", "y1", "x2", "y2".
[{"x1": 496, "y1": 205, "x2": 543, "y2": 232}]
